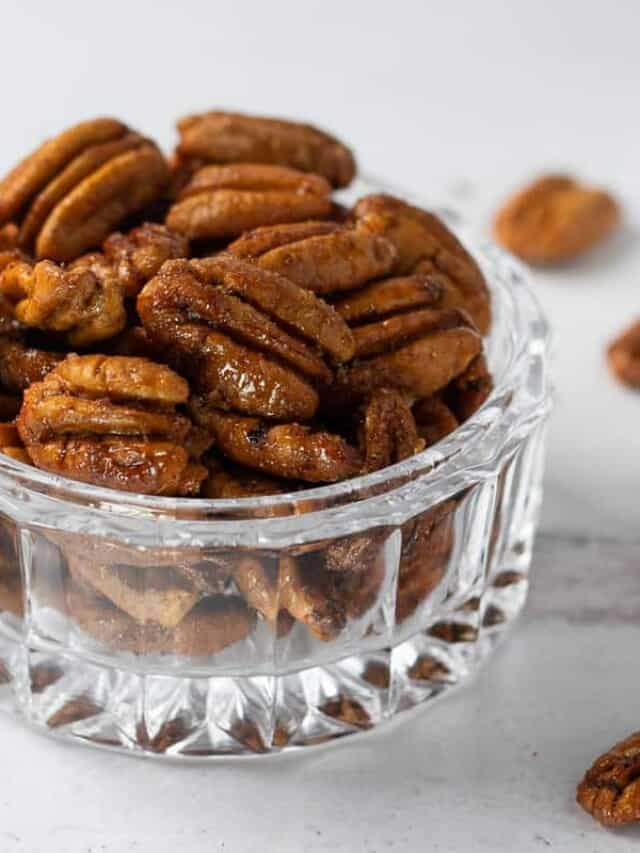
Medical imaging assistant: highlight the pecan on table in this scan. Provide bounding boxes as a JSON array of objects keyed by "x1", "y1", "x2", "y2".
[
  {"x1": 138, "y1": 255, "x2": 355, "y2": 421},
  {"x1": 607, "y1": 319, "x2": 640, "y2": 389},
  {"x1": 0, "y1": 118, "x2": 170, "y2": 262},
  {"x1": 577, "y1": 731, "x2": 640, "y2": 826},
  {"x1": 17, "y1": 354, "x2": 211, "y2": 496},
  {"x1": 166, "y1": 163, "x2": 332, "y2": 241},
  {"x1": 175, "y1": 110, "x2": 356, "y2": 188},
  {"x1": 494, "y1": 174, "x2": 620, "y2": 264},
  {"x1": 226, "y1": 220, "x2": 397, "y2": 296},
  {"x1": 352, "y1": 194, "x2": 491, "y2": 334}
]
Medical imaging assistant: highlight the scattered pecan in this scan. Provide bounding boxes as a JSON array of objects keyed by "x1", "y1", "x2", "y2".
[
  {"x1": 226, "y1": 220, "x2": 397, "y2": 295},
  {"x1": 175, "y1": 110, "x2": 356, "y2": 188},
  {"x1": 17, "y1": 354, "x2": 210, "y2": 496},
  {"x1": 65, "y1": 580, "x2": 253, "y2": 655},
  {"x1": 359, "y1": 388, "x2": 423, "y2": 472},
  {"x1": 0, "y1": 118, "x2": 169, "y2": 262},
  {"x1": 103, "y1": 223, "x2": 189, "y2": 298},
  {"x1": 444, "y1": 353, "x2": 493, "y2": 420},
  {"x1": 577, "y1": 731, "x2": 640, "y2": 826},
  {"x1": 607, "y1": 320, "x2": 640, "y2": 389},
  {"x1": 139, "y1": 255, "x2": 355, "y2": 420},
  {"x1": 352, "y1": 194, "x2": 491, "y2": 334},
  {"x1": 412, "y1": 396, "x2": 459, "y2": 446},
  {"x1": 494, "y1": 175, "x2": 620, "y2": 265},
  {"x1": 166, "y1": 163, "x2": 332, "y2": 241}
]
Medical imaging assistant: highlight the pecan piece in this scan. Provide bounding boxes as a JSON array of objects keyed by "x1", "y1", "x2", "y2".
[
  {"x1": 166, "y1": 163, "x2": 332, "y2": 241},
  {"x1": 333, "y1": 273, "x2": 443, "y2": 324},
  {"x1": 494, "y1": 174, "x2": 620, "y2": 264},
  {"x1": 0, "y1": 118, "x2": 170, "y2": 262},
  {"x1": 607, "y1": 320, "x2": 640, "y2": 389},
  {"x1": 17, "y1": 354, "x2": 210, "y2": 496},
  {"x1": 226, "y1": 220, "x2": 397, "y2": 295},
  {"x1": 0, "y1": 336, "x2": 63, "y2": 392},
  {"x1": 412, "y1": 396, "x2": 459, "y2": 446},
  {"x1": 577, "y1": 731, "x2": 640, "y2": 826},
  {"x1": 202, "y1": 458, "x2": 287, "y2": 499},
  {"x1": 103, "y1": 223, "x2": 189, "y2": 298},
  {"x1": 0, "y1": 224, "x2": 18, "y2": 251},
  {"x1": 138, "y1": 256, "x2": 354, "y2": 420},
  {"x1": 176, "y1": 111, "x2": 356, "y2": 188},
  {"x1": 190, "y1": 404, "x2": 361, "y2": 484},
  {"x1": 353, "y1": 194, "x2": 491, "y2": 334},
  {"x1": 359, "y1": 388, "x2": 423, "y2": 472},
  {"x1": 444, "y1": 353, "x2": 493, "y2": 420}
]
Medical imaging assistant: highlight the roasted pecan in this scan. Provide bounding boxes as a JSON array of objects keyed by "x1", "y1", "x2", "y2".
[
  {"x1": 226, "y1": 220, "x2": 397, "y2": 295},
  {"x1": 494, "y1": 174, "x2": 620, "y2": 264},
  {"x1": 607, "y1": 320, "x2": 640, "y2": 389},
  {"x1": 66, "y1": 580, "x2": 254, "y2": 655},
  {"x1": 359, "y1": 388, "x2": 423, "y2": 472},
  {"x1": 166, "y1": 163, "x2": 332, "y2": 241},
  {"x1": 0, "y1": 118, "x2": 169, "y2": 262},
  {"x1": 17, "y1": 354, "x2": 210, "y2": 496},
  {"x1": 412, "y1": 396, "x2": 459, "y2": 447},
  {"x1": 577, "y1": 731, "x2": 640, "y2": 826},
  {"x1": 0, "y1": 336, "x2": 63, "y2": 392},
  {"x1": 191, "y1": 404, "x2": 361, "y2": 483},
  {"x1": 103, "y1": 223, "x2": 189, "y2": 298},
  {"x1": 444, "y1": 353, "x2": 493, "y2": 420},
  {"x1": 139, "y1": 255, "x2": 355, "y2": 420},
  {"x1": 202, "y1": 457, "x2": 287, "y2": 499},
  {"x1": 352, "y1": 194, "x2": 491, "y2": 334},
  {"x1": 175, "y1": 111, "x2": 356, "y2": 188},
  {"x1": 335, "y1": 308, "x2": 482, "y2": 403},
  {"x1": 334, "y1": 272, "x2": 443, "y2": 324}
]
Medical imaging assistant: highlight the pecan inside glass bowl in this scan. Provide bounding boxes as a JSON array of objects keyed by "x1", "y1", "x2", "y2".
[{"x1": 0, "y1": 181, "x2": 551, "y2": 759}]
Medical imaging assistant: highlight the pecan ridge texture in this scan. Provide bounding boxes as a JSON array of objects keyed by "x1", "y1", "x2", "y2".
[{"x1": 577, "y1": 731, "x2": 640, "y2": 826}]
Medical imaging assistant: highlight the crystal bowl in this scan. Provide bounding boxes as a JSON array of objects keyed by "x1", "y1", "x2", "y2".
[{"x1": 0, "y1": 206, "x2": 551, "y2": 759}]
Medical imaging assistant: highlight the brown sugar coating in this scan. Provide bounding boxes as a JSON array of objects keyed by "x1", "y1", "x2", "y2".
[
  {"x1": 227, "y1": 220, "x2": 397, "y2": 296},
  {"x1": 494, "y1": 174, "x2": 620, "y2": 264},
  {"x1": 577, "y1": 731, "x2": 640, "y2": 826},
  {"x1": 0, "y1": 118, "x2": 169, "y2": 262},
  {"x1": 166, "y1": 163, "x2": 332, "y2": 241},
  {"x1": 352, "y1": 194, "x2": 491, "y2": 334},
  {"x1": 17, "y1": 354, "x2": 210, "y2": 495},
  {"x1": 607, "y1": 320, "x2": 640, "y2": 389},
  {"x1": 333, "y1": 273, "x2": 443, "y2": 324},
  {"x1": 175, "y1": 111, "x2": 356, "y2": 188}
]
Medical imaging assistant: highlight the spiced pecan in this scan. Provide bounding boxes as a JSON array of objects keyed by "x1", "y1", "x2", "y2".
[
  {"x1": 226, "y1": 220, "x2": 397, "y2": 295},
  {"x1": 66, "y1": 580, "x2": 254, "y2": 656},
  {"x1": 202, "y1": 458, "x2": 287, "y2": 499},
  {"x1": 166, "y1": 163, "x2": 332, "y2": 241},
  {"x1": 577, "y1": 731, "x2": 640, "y2": 826},
  {"x1": 0, "y1": 118, "x2": 169, "y2": 262},
  {"x1": 0, "y1": 336, "x2": 63, "y2": 392},
  {"x1": 607, "y1": 320, "x2": 640, "y2": 389},
  {"x1": 333, "y1": 272, "x2": 443, "y2": 324},
  {"x1": 412, "y1": 396, "x2": 459, "y2": 447},
  {"x1": 494, "y1": 174, "x2": 620, "y2": 264},
  {"x1": 359, "y1": 388, "x2": 423, "y2": 472},
  {"x1": 103, "y1": 223, "x2": 189, "y2": 298},
  {"x1": 17, "y1": 354, "x2": 210, "y2": 496},
  {"x1": 352, "y1": 194, "x2": 491, "y2": 334},
  {"x1": 444, "y1": 353, "x2": 493, "y2": 420},
  {"x1": 175, "y1": 111, "x2": 356, "y2": 188},
  {"x1": 139, "y1": 255, "x2": 355, "y2": 420}
]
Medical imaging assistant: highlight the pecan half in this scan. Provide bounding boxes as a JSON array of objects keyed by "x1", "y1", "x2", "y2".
[
  {"x1": 352, "y1": 194, "x2": 491, "y2": 334},
  {"x1": 139, "y1": 256, "x2": 354, "y2": 420},
  {"x1": 577, "y1": 731, "x2": 640, "y2": 826},
  {"x1": 494, "y1": 174, "x2": 620, "y2": 264},
  {"x1": 0, "y1": 224, "x2": 18, "y2": 251},
  {"x1": 226, "y1": 220, "x2": 397, "y2": 295},
  {"x1": 202, "y1": 458, "x2": 287, "y2": 499},
  {"x1": 175, "y1": 111, "x2": 356, "y2": 188},
  {"x1": 103, "y1": 223, "x2": 189, "y2": 298},
  {"x1": 0, "y1": 118, "x2": 169, "y2": 262},
  {"x1": 359, "y1": 388, "x2": 423, "y2": 472},
  {"x1": 607, "y1": 320, "x2": 640, "y2": 389},
  {"x1": 166, "y1": 163, "x2": 332, "y2": 241},
  {"x1": 0, "y1": 336, "x2": 63, "y2": 393},
  {"x1": 17, "y1": 354, "x2": 210, "y2": 496},
  {"x1": 333, "y1": 272, "x2": 443, "y2": 324}
]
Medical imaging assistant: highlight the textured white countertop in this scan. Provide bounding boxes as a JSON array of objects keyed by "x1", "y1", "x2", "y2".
[{"x1": 1, "y1": 0, "x2": 639, "y2": 850}]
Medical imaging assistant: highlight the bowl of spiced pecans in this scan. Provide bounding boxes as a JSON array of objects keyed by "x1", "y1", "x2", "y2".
[{"x1": 0, "y1": 111, "x2": 551, "y2": 758}]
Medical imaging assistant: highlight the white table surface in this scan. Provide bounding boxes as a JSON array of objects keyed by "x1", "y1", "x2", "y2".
[{"x1": 1, "y1": 1, "x2": 639, "y2": 849}]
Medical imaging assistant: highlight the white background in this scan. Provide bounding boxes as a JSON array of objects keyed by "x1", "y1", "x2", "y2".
[{"x1": 1, "y1": 1, "x2": 639, "y2": 850}]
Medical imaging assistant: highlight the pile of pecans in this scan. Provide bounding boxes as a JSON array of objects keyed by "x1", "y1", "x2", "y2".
[{"x1": 0, "y1": 111, "x2": 494, "y2": 498}]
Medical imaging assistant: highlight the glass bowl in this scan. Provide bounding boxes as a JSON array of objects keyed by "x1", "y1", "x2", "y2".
[{"x1": 0, "y1": 201, "x2": 551, "y2": 759}]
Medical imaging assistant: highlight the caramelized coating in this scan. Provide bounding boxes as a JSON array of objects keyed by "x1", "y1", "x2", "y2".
[
  {"x1": 103, "y1": 223, "x2": 189, "y2": 298},
  {"x1": 166, "y1": 163, "x2": 332, "y2": 240},
  {"x1": 337, "y1": 310, "x2": 482, "y2": 401},
  {"x1": 359, "y1": 388, "x2": 423, "y2": 472},
  {"x1": 228, "y1": 221, "x2": 397, "y2": 295},
  {"x1": 17, "y1": 355, "x2": 209, "y2": 496},
  {"x1": 0, "y1": 336, "x2": 63, "y2": 392},
  {"x1": 333, "y1": 273, "x2": 443, "y2": 324},
  {"x1": 0, "y1": 118, "x2": 169, "y2": 262},
  {"x1": 66, "y1": 581, "x2": 254, "y2": 656},
  {"x1": 577, "y1": 731, "x2": 640, "y2": 826},
  {"x1": 494, "y1": 174, "x2": 620, "y2": 264},
  {"x1": 353, "y1": 195, "x2": 491, "y2": 333},
  {"x1": 138, "y1": 256, "x2": 355, "y2": 420},
  {"x1": 607, "y1": 319, "x2": 640, "y2": 389},
  {"x1": 176, "y1": 111, "x2": 356, "y2": 188},
  {"x1": 444, "y1": 353, "x2": 493, "y2": 420},
  {"x1": 412, "y1": 396, "x2": 459, "y2": 447},
  {"x1": 190, "y1": 404, "x2": 362, "y2": 483}
]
